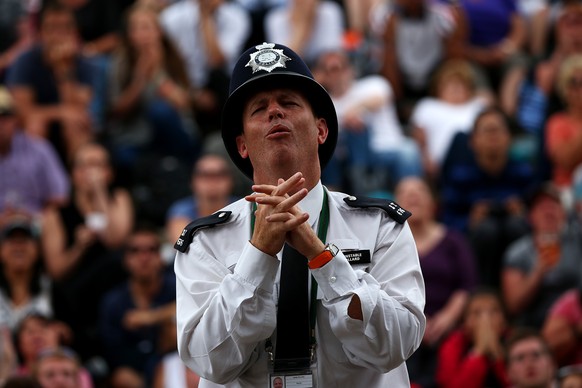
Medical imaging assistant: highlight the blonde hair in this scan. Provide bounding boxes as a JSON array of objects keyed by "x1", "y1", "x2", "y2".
[
  {"x1": 430, "y1": 59, "x2": 477, "y2": 97},
  {"x1": 557, "y1": 54, "x2": 582, "y2": 101}
]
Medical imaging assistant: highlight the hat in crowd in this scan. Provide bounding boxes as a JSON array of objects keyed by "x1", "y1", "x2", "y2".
[
  {"x1": 221, "y1": 42, "x2": 338, "y2": 179},
  {"x1": 0, "y1": 86, "x2": 14, "y2": 116},
  {"x1": 525, "y1": 181, "x2": 563, "y2": 208},
  {"x1": 1, "y1": 217, "x2": 38, "y2": 240}
]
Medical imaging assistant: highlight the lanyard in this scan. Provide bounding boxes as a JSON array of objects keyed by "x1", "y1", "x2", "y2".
[{"x1": 250, "y1": 188, "x2": 330, "y2": 348}]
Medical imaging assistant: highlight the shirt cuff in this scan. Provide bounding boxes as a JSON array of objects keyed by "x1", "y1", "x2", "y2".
[
  {"x1": 311, "y1": 252, "x2": 360, "y2": 300},
  {"x1": 233, "y1": 241, "x2": 280, "y2": 294}
]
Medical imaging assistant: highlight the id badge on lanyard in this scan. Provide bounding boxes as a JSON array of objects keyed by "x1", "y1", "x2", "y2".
[
  {"x1": 252, "y1": 189, "x2": 330, "y2": 388},
  {"x1": 267, "y1": 348, "x2": 317, "y2": 387}
]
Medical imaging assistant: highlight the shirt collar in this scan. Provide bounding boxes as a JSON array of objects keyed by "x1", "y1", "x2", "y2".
[{"x1": 299, "y1": 181, "x2": 323, "y2": 227}]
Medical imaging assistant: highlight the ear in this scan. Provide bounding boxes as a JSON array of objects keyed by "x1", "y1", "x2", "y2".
[
  {"x1": 235, "y1": 134, "x2": 248, "y2": 158},
  {"x1": 316, "y1": 118, "x2": 328, "y2": 145}
]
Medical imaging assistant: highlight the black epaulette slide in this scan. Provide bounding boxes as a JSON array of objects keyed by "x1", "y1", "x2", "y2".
[
  {"x1": 343, "y1": 196, "x2": 411, "y2": 224},
  {"x1": 174, "y1": 211, "x2": 232, "y2": 253}
]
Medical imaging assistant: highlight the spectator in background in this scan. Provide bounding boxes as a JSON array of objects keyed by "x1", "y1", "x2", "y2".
[
  {"x1": 159, "y1": 0, "x2": 251, "y2": 136},
  {"x1": 41, "y1": 142, "x2": 133, "y2": 364},
  {"x1": 505, "y1": 328, "x2": 557, "y2": 388},
  {"x1": 514, "y1": 3, "x2": 582, "y2": 135},
  {"x1": 395, "y1": 177, "x2": 478, "y2": 388},
  {"x1": 32, "y1": 347, "x2": 83, "y2": 388},
  {"x1": 54, "y1": 0, "x2": 131, "y2": 58},
  {"x1": 264, "y1": 0, "x2": 345, "y2": 67},
  {"x1": 99, "y1": 225, "x2": 176, "y2": 388},
  {"x1": 379, "y1": 0, "x2": 462, "y2": 122},
  {"x1": 436, "y1": 288, "x2": 511, "y2": 388},
  {"x1": 529, "y1": 0, "x2": 582, "y2": 58},
  {"x1": 410, "y1": 59, "x2": 491, "y2": 182},
  {"x1": 6, "y1": 3, "x2": 96, "y2": 165},
  {"x1": 439, "y1": 107, "x2": 533, "y2": 287},
  {"x1": 0, "y1": 86, "x2": 69, "y2": 224},
  {"x1": 0, "y1": 0, "x2": 37, "y2": 81},
  {"x1": 314, "y1": 49, "x2": 422, "y2": 194},
  {"x1": 106, "y1": 3, "x2": 199, "y2": 184},
  {"x1": 0, "y1": 218, "x2": 52, "y2": 331},
  {"x1": 543, "y1": 285, "x2": 582, "y2": 367},
  {"x1": 457, "y1": 0, "x2": 528, "y2": 96},
  {"x1": 14, "y1": 314, "x2": 92, "y2": 388},
  {"x1": 545, "y1": 53, "x2": 582, "y2": 192},
  {"x1": 165, "y1": 153, "x2": 236, "y2": 243},
  {"x1": 502, "y1": 182, "x2": 582, "y2": 330}
]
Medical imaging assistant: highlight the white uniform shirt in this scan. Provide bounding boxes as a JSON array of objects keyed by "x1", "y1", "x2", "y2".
[
  {"x1": 159, "y1": 1, "x2": 251, "y2": 87},
  {"x1": 174, "y1": 182, "x2": 426, "y2": 387}
]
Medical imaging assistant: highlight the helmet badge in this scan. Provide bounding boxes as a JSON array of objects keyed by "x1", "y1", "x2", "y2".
[{"x1": 245, "y1": 42, "x2": 291, "y2": 74}]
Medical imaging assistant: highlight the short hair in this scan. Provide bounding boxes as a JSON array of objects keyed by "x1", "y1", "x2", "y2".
[
  {"x1": 470, "y1": 106, "x2": 512, "y2": 136},
  {"x1": 39, "y1": 2, "x2": 76, "y2": 24},
  {"x1": 505, "y1": 327, "x2": 551, "y2": 359}
]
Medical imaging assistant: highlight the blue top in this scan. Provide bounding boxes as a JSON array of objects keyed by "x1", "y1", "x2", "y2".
[
  {"x1": 461, "y1": 0, "x2": 517, "y2": 46},
  {"x1": 98, "y1": 270, "x2": 176, "y2": 372},
  {"x1": 6, "y1": 44, "x2": 95, "y2": 104}
]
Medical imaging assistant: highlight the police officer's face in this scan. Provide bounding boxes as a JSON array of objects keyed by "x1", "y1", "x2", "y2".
[{"x1": 237, "y1": 88, "x2": 327, "y2": 176}]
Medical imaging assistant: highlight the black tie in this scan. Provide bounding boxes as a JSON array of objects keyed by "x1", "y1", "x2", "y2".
[{"x1": 274, "y1": 243, "x2": 310, "y2": 371}]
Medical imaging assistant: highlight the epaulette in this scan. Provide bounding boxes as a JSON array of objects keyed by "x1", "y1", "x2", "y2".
[
  {"x1": 174, "y1": 211, "x2": 232, "y2": 253},
  {"x1": 343, "y1": 195, "x2": 411, "y2": 224}
]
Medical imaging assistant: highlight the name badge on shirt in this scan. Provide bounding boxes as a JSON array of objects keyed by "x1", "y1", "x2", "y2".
[{"x1": 342, "y1": 250, "x2": 371, "y2": 266}]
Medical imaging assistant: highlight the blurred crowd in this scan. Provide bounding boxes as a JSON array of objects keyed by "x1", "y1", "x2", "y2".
[{"x1": 1, "y1": 0, "x2": 582, "y2": 387}]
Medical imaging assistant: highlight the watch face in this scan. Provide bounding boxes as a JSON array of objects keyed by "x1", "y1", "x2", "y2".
[{"x1": 328, "y1": 244, "x2": 340, "y2": 256}]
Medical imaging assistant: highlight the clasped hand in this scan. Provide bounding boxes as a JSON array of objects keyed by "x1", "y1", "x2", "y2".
[{"x1": 245, "y1": 172, "x2": 324, "y2": 259}]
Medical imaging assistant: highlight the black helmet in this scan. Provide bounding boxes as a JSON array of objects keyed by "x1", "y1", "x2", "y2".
[{"x1": 221, "y1": 42, "x2": 338, "y2": 179}]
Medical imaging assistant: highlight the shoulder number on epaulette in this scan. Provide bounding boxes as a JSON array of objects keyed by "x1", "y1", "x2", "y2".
[
  {"x1": 343, "y1": 195, "x2": 411, "y2": 224},
  {"x1": 174, "y1": 211, "x2": 232, "y2": 253}
]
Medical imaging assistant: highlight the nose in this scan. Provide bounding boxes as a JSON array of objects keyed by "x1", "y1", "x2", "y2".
[{"x1": 267, "y1": 102, "x2": 284, "y2": 120}]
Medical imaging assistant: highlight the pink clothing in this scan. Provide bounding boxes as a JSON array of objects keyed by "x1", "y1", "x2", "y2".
[{"x1": 548, "y1": 289, "x2": 582, "y2": 364}]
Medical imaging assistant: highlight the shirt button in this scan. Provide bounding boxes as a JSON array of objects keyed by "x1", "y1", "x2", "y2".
[{"x1": 329, "y1": 276, "x2": 337, "y2": 283}]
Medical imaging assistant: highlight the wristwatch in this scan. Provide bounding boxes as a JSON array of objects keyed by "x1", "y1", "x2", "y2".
[{"x1": 308, "y1": 243, "x2": 339, "y2": 269}]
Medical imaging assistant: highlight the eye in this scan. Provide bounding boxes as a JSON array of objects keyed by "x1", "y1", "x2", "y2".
[
  {"x1": 282, "y1": 99, "x2": 299, "y2": 107},
  {"x1": 250, "y1": 105, "x2": 265, "y2": 116}
]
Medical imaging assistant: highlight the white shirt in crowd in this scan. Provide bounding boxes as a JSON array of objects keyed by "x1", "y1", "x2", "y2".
[{"x1": 159, "y1": 0, "x2": 251, "y2": 87}]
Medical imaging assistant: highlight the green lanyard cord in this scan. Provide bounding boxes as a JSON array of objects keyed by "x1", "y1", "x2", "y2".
[{"x1": 250, "y1": 188, "x2": 330, "y2": 348}]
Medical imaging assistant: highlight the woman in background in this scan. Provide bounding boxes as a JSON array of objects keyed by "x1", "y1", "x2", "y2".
[
  {"x1": 106, "y1": 3, "x2": 199, "y2": 183},
  {"x1": 395, "y1": 176, "x2": 478, "y2": 388}
]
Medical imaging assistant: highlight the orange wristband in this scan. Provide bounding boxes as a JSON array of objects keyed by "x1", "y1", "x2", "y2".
[{"x1": 308, "y1": 250, "x2": 334, "y2": 269}]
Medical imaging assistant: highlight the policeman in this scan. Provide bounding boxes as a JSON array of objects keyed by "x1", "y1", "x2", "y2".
[{"x1": 174, "y1": 42, "x2": 426, "y2": 387}]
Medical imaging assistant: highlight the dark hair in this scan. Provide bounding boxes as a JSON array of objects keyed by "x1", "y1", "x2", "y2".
[
  {"x1": 0, "y1": 239, "x2": 44, "y2": 301},
  {"x1": 471, "y1": 106, "x2": 509, "y2": 132},
  {"x1": 39, "y1": 2, "x2": 76, "y2": 25},
  {"x1": 505, "y1": 327, "x2": 551, "y2": 360},
  {"x1": 462, "y1": 286, "x2": 508, "y2": 320},
  {"x1": 117, "y1": 4, "x2": 190, "y2": 90}
]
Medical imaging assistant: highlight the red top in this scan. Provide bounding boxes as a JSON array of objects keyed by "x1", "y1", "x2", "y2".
[{"x1": 436, "y1": 330, "x2": 510, "y2": 388}]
